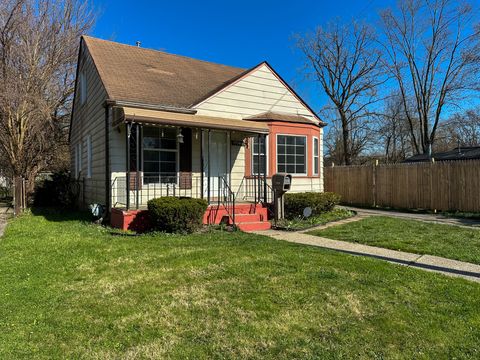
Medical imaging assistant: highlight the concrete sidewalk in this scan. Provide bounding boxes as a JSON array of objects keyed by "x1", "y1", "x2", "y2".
[
  {"x1": 345, "y1": 206, "x2": 480, "y2": 228},
  {"x1": 255, "y1": 227, "x2": 480, "y2": 283}
]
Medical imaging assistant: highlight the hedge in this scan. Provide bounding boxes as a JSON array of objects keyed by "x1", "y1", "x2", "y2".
[
  {"x1": 284, "y1": 192, "x2": 340, "y2": 219},
  {"x1": 147, "y1": 197, "x2": 208, "y2": 233},
  {"x1": 33, "y1": 172, "x2": 81, "y2": 208}
]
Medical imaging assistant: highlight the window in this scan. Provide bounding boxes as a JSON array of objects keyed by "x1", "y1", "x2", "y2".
[
  {"x1": 143, "y1": 127, "x2": 178, "y2": 183},
  {"x1": 277, "y1": 135, "x2": 306, "y2": 174},
  {"x1": 252, "y1": 136, "x2": 267, "y2": 175},
  {"x1": 79, "y1": 71, "x2": 87, "y2": 105},
  {"x1": 86, "y1": 135, "x2": 92, "y2": 178},
  {"x1": 313, "y1": 137, "x2": 319, "y2": 175}
]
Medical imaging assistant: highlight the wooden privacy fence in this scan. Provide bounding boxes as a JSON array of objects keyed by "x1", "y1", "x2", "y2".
[{"x1": 324, "y1": 160, "x2": 480, "y2": 212}]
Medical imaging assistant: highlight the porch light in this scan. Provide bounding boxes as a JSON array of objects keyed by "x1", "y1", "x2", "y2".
[{"x1": 177, "y1": 129, "x2": 184, "y2": 144}]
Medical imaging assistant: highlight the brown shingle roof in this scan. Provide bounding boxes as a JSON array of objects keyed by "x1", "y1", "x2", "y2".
[
  {"x1": 83, "y1": 36, "x2": 247, "y2": 108},
  {"x1": 245, "y1": 111, "x2": 324, "y2": 126}
]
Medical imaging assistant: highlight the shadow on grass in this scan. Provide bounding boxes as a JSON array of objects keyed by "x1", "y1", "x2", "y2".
[{"x1": 30, "y1": 207, "x2": 94, "y2": 224}]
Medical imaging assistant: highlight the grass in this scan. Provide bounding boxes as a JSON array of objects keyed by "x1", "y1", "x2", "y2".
[
  {"x1": 275, "y1": 208, "x2": 354, "y2": 231},
  {"x1": 0, "y1": 210, "x2": 480, "y2": 359},
  {"x1": 344, "y1": 203, "x2": 480, "y2": 220},
  {"x1": 309, "y1": 216, "x2": 480, "y2": 265}
]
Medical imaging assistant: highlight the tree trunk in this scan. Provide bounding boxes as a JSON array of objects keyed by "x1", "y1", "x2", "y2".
[{"x1": 340, "y1": 112, "x2": 351, "y2": 165}]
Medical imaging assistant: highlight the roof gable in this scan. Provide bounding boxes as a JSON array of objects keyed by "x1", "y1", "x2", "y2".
[
  {"x1": 193, "y1": 62, "x2": 322, "y2": 124},
  {"x1": 82, "y1": 36, "x2": 246, "y2": 108}
]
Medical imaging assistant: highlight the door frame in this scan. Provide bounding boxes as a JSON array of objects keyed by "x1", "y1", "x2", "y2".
[{"x1": 202, "y1": 129, "x2": 231, "y2": 202}]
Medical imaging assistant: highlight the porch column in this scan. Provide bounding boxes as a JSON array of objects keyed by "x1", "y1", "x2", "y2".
[
  {"x1": 135, "y1": 123, "x2": 141, "y2": 209},
  {"x1": 200, "y1": 129, "x2": 204, "y2": 199},
  {"x1": 207, "y1": 129, "x2": 211, "y2": 204},
  {"x1": 126, "y1": 122, "x2": 131, "y2": 210},
  {"x1": 257, "y1": 134, "x2": 261, "y2": 203},
  {"x1": 263, "y1": 134, "x2": 267, "y2": 203}
]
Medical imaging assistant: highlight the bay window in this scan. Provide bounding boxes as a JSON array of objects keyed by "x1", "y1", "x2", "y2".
[
  {"x1": 252, "y1": 136, "x2": 267, "y2": 175},
  {"x1": 277, "y1": 135, "x2": 306, "y2": 174},
  {"x1": 313, "y1": 137, "x2": 319, "y2": 175}
]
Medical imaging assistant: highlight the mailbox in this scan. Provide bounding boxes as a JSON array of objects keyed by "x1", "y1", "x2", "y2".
[
  {"x1": 272, "y1": 173, "x2": 292, "y2": 193},
  {"x1": 272, "y1": 173, "x2": 292, "y2": 226}
]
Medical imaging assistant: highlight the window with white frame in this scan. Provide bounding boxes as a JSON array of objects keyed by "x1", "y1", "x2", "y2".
[
  {"x1": 313, "y1": 137, "x2": 319, "y2": 175},
  {"x1": 277, "y1": 135, "x2": 306, "y2": 174},
  {"x1": 79, "y1": 71, "x2": 87, "y2": 105},
  {"x1": 143, "y1": 127, "x2": 178, "y2": 183},
  {"x1": 252, "y1": 136, "x2": 267, "y2": 175},
  {"x1": 86, "y1": 135, "x2": 92, "y2": 178}
]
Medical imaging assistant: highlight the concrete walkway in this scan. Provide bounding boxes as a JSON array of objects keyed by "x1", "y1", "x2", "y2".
[
  {"x1": 345, "y1": 206, "x2": 480, "y2": 228},
  {"x1": 255, "y1": 219, "x2": 480, "y2": 283}
]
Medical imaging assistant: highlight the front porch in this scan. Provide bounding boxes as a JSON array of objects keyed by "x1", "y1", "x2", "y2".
[{"x1": 109, "y1": 106, "x2": 272, "y2": 231}]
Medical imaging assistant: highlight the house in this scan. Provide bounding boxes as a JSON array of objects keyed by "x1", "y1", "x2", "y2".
[
  {"x1": 403, "y1": 146, "x2": 480, "y2": 163},
  {"x1": 70, "y1": 36, "x2": 326, "y2": 231}
]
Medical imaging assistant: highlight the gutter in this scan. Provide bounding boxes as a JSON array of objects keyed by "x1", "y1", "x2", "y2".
[{"x1": 105, "y1": 99, "x2": 197, "y2": 114}]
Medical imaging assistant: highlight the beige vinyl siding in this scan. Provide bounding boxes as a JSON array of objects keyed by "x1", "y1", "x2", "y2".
[
  {"x1": 319, "y1": 128, "x2": 324, "y2": 191},
  {"x1": 194, "y1": 64, "x2": 323, "y2": 194},
  {"x1": 194, "y1": 64, "x2": 318, "y2": 122},
  {"x1": 70, "y1": 44, "x2": 108, "y2": 207}
]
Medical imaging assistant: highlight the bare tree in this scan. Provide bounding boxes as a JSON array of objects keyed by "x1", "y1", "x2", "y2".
[
  {"x1": 377, "y1": 93, "x2": 418, "y2": 162},
  {"x1": 434, "y1": 107, "x2": 480, "y2": 151},
  {"x1": 297, "y1": 22, "x2": 385, "y2": 165},
  {"x1": 0, "y1": 0, "x2": 94, "y2": 192},
  {"x1": 323, "y1": 106, "x2": 375, "y2": 165},
  {"x1": 381, "y1": 0, "x2": 480, "y2": 157}
]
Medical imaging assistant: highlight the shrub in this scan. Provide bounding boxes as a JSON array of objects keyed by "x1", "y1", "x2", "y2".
[
  {"x1": 147, "y1": 197, "x2": 208, "y2": 233},
  {"x1": 284, "y1": 192, "x2": 340, "y2": 219},
  {"x1": 0, "y1": 185, "x2": 11, "y2": 200},
  {"x1": 33, "y1": 172, "x2": 81, "y2": 208}
]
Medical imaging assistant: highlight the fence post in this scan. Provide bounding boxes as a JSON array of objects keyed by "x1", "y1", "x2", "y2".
[{"x1": 372, "y1": 160, "x2": 378, "y2": 207}]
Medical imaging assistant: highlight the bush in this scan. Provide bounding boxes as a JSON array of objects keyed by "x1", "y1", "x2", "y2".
[
  {"x1": 147, "y1": 197, "x2": 208, "y2": 233},
  {"x1": 33, "y1": 172, "x2": 81, "y2": 208},
  {"x1": 0, "y1": 185, "x2": 11, "y2": 200},
  {"x1": 284, "y1": 192, "x2": 340, "y2": 219}
]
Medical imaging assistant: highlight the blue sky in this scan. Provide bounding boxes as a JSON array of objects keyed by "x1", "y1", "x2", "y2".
[{"x1": 91, "y1": 0, "x2": 394, "y2": 114}]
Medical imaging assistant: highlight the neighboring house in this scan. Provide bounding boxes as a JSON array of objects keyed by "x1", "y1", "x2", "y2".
[
  {"x1": 403, "y1": 146, "x2": 480, "y2": 163},
  {"x1": 70, "y1": 36, "x2": 325, "y2": 231}
]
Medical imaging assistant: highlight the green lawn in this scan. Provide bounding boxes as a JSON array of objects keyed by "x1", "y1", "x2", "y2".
[
  {"x1": 275, "y1": 208, "x2": 354, "y2": 231},
  {"x1": 1, "y1": 211, "x2": 480, "y2": 359},
  {"x1": 309, "y1": 216, "x2": 480, "y2": 265}
]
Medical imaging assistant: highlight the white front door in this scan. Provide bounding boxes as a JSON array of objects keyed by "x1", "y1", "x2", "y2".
[{"x1": 203, "y1": 131, "x2": 229, "y2": 199}]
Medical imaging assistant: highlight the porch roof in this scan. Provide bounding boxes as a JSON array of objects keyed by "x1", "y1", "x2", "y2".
[{"x1": 119, "y1": 106, "x2": 270, "y2": 134}]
